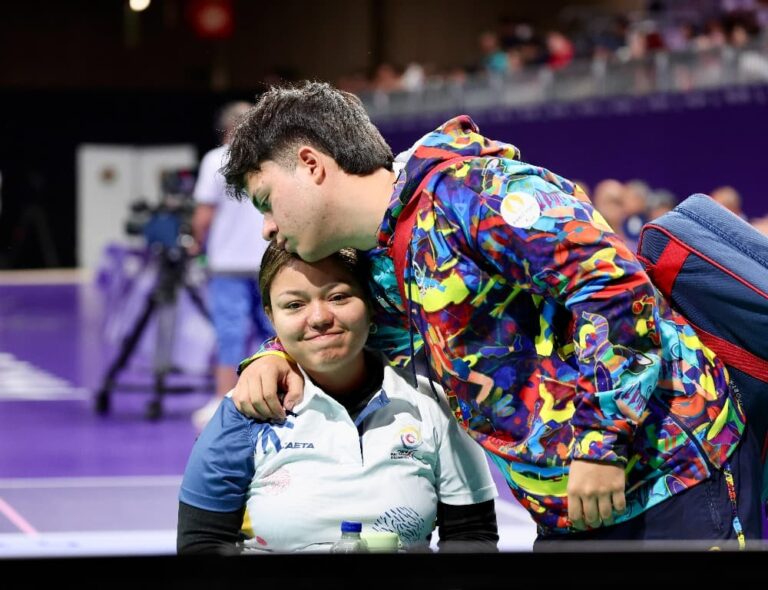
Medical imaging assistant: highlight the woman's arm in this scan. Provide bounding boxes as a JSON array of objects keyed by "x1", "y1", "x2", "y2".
[
  {"x1": 178, "y1": 398, "x2": 256, "y2": 553},
  {"x1": 436, "y1": 500, "x2": 498, "y2": 552},
  {"x1": 177, "y1": 501, "x2": 245, "y2": 555},
  {"x1": 424, "y1": 378, "x2": 499, "y2": 550}
]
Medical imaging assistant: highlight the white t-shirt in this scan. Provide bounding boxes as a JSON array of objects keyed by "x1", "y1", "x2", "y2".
[
  {"x1": 179, "y1": 363, "x2": 497, "y2": 552},
  {"x1": 193, "y1": 145, "x2": 269, "y2": 273}
]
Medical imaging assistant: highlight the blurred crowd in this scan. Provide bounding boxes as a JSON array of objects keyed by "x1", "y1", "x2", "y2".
[
  {"x1": 337, "y1": 0, "x2": 768, "y2": 95},
  {"x1": 585, "y1": 178, "x2": 768, "y2": 253}
]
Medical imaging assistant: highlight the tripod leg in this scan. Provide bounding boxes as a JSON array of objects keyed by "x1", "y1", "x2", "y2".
[
  {"x1": 184, "y1": 283, "x2": 212, "y2": 322},
  {"x1": 95, "y1": 295, "x2": 157, "y2": 415},
  {"x1": 145, "y1": 372, "x2": 165, "y2": 421},
  {"x1": 146, "y1": 297, "x2": 178, "y2": 420}
]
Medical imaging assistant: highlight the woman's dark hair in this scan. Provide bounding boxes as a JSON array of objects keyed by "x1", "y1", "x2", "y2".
[
  {"x1": 259, "y1": 242, "x2": 370, "y2": 312},
  {"x1": 223, "y1": 81, "x2": 394, "y2": 199}
]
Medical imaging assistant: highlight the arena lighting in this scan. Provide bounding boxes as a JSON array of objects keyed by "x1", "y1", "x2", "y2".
[{"x1": 129, "y1": 0, "x2": 151, "y2": 12}]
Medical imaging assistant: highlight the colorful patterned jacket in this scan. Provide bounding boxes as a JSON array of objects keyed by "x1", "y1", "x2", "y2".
[{"x1": 252, "y1": 116, "x2": 744, "y2": 534}]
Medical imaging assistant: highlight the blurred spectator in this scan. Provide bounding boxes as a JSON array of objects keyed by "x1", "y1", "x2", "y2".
[
  {"x1": 750, "y1": 214, "x2": 768, "y2": 235},
  {"x1": 371, "y1": 63, "x2": 403, "y2": 92},
  {"x1": 189, "y1": 101, "x2": 274, "y2": 431},
  {"x1": 349, "y1": 2, "x2": 768, "y2": 109},
  {"x1": 478, "y1": 31, "x2": 509, "y2": 76},
  {"x1": 664, "y1": 21, "x2": 698, "y2": 52},
  {"x1": 700, "y1": 17, "x2": 730, "y2": 49},
  {"x1": 729, "y1": 20, "x2": 768, "y2": 80},
  {"x1": 624, "y1": 179, "x2": 651, "y2": 215},
  {"x1": 593, "y1": 15, "x2": 630, "y2": 57},
  {"x1": 506, "y1": 48, "x2": 526, "y2": 74},
  {"x1": 497, "y1": 16, "x2": 525, "y2": 51},
  {"x1": 591, "y1": 178, "x2": 627, "y2": 236},
  {"x1": 710, "y1": 184, "x2": 746, "y2": 217},
  {"x1": 546, "y1": 31, "x2": 575, "y2": 70},
  {"x1": 618, "y1": 28, "x2": 650, "y2": 62},
  {"x1": 646, "y1": 188, "x2": 678, "y2": 220},
  {"x1": 519, "y1": 29, "x2": 548, "y2": 66},
  {"x1": 400, "y1": 62, "x2": 427, "y2": 92},
  {"x1": 622, "y1": 180, "x2": 651, "y2": 250}
]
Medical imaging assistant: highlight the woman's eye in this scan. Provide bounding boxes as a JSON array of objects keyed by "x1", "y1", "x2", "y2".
[
  {"x1": 284, "y1": 301, "x2": 304, "y2": 310},
  {"x1": 329, "y1": 293, "x2": 349, "y2": 303}
]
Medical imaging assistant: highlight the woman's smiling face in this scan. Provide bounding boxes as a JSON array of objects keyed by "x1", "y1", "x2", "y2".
[{"x1": 267, "y1": 256, "x2": 370, "y2": 379}]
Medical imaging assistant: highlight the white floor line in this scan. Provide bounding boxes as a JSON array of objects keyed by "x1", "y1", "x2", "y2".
[
  {"x1": 0, "y1": 475, "x2": 183, "y2": 489},
  {"x1": 0, "y1": 269, "x2": 92, "y2": 285},
  {"x1": 0, "y1": 352, "x2": 90, "y2": 401},
  {"x1": 0, "y1": 497, "x2": 38, "y2": 535},
  {"x1": 0, "y1": 530, "x2": 176, "y2": 558}
]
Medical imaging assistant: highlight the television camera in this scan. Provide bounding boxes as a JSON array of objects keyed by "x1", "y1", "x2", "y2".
[{"x1": 95, "y1": 169, "x2": 213, "y2": 420}]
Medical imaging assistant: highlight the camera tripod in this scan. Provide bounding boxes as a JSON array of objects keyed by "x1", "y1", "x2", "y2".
[{"x1": 94, "y1": 246, "x2": 213, "y2": 420}]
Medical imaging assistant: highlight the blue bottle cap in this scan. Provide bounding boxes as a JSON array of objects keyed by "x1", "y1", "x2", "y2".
[{"x1": 340, "y1": 521, "x2": 363, "y2": 533}]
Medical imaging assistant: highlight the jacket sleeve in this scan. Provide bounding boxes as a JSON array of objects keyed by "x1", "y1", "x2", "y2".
[
  {"x1": 237, "y1": 337, "x2": 289, "y2": 375},
  {"x1": 445, "y1": 162, "x2": 663, "y2": 466}
]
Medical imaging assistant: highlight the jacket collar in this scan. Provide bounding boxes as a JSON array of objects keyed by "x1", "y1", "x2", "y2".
[{"x1": 377, "y1": 115, "x2": 520, "y2": 248}]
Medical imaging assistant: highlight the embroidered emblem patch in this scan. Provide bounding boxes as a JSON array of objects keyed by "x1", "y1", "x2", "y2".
[
  {"x1": 500, "y1": 192, "x2": 541, "y2": 228},
  {"x1": 399, "y1": 426, "x2": 422, "y2": 449}
]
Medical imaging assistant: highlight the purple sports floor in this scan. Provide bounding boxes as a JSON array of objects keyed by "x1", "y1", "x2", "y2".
[{"x1": 0, "y1": 271, "x2": 535, "y2": 557}]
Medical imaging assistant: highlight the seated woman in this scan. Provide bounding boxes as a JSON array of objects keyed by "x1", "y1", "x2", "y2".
[{"x1": 177, "y1": 244, "x2": 498, "y2": 554}]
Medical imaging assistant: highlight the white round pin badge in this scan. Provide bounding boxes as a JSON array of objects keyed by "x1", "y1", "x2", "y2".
[{"x1": 500, "y1": 192, "x2": 541, "y2": 228}]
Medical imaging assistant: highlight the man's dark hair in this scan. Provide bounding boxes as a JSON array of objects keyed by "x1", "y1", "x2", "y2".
[{"x1": 223, "y1": 81, "x2": 394, "y2": 199}]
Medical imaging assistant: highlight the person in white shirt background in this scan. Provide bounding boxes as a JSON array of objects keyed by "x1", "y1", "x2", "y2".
[
  {"x1": 189, "y1": 101, "x2": 274, "y2": 430},
  {"x1": 176, "y1": 243, "x2": 498, "y2": 554}
]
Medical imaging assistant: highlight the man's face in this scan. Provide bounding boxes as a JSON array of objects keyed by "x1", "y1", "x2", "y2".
[{"x1": 245, "y1": 161, "x2": 337, "y2": 262}]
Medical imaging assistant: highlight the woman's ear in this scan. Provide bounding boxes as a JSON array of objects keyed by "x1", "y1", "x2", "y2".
[{"x1": 265, "y1": 307, "x2": 274, "y2": 326}]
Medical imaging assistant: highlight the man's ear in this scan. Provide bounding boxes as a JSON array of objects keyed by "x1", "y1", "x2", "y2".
[{"x1": 297, "y1": 146, "x2": 326, "y2": 185}]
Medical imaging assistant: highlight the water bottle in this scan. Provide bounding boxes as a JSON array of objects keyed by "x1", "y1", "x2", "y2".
[{"x1": 330, "y1": 521, "x2": 369, "y2": 553}]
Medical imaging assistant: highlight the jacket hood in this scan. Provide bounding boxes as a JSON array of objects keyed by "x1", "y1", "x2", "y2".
[{"x1": 379, "y1": 115, "x2": 521, "y2": 246}]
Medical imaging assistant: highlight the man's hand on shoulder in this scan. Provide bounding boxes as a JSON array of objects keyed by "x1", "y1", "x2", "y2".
[{"x1": 232, "y1": 355, "x2": 305, "y2": 421}]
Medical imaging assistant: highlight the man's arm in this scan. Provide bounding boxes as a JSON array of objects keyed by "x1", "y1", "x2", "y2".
[{"x1": 233, "y1": 339, "x2": 305, "y2": 421}]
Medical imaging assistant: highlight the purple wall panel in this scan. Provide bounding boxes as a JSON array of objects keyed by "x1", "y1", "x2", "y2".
[{"x1": 378, "y1": 87, "x2": 768, "y2": 218}]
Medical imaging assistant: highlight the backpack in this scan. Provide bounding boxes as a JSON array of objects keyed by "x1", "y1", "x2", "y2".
[{"x1": 638, "y1": 193, "x2": 768, "y2": 485}]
